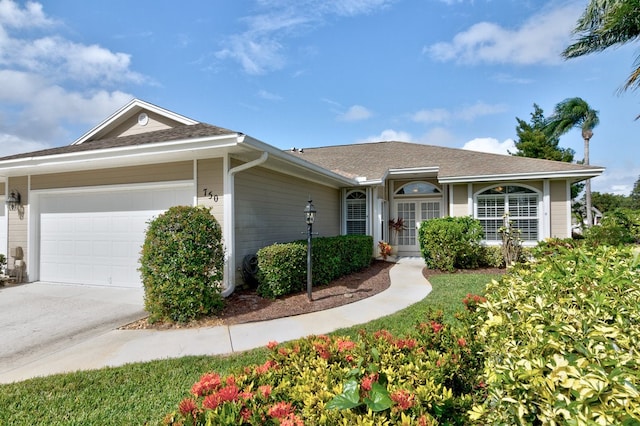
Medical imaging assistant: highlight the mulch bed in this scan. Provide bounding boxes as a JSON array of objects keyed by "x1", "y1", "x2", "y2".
[{"x1": 122, "y1": 260, "x2": 394, "y2": 330}]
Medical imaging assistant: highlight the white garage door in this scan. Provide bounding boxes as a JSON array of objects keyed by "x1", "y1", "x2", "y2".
[{"x1": 39, "y1": 185, "x2": 193, "y2": 287}]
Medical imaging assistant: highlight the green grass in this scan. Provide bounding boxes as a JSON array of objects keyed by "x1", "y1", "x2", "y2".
[{"x1": 0, "y1": 272, "x2": 500, "y2": 425}]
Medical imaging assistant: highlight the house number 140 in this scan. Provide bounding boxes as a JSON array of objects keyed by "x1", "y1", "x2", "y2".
[{"x1": 203, "y1": 189, "x2": 219, "y2": 202}]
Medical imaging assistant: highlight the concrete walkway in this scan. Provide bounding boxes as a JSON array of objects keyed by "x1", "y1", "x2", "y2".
[{"x1": 0, "y1": 257, "x2": 430, "y2": 384}]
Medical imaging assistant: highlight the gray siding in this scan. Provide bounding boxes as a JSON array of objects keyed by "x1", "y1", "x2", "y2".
[{"x1": 234, "y1": 166, "x2": 340, "y2": 272}]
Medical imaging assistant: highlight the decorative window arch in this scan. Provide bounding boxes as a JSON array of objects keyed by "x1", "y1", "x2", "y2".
[
  {"x1": 345, "y1": 189, "x2": 367, "y2": 235},
  {"x1": 475, "y1": 184, "x2": 540, "y2": 242},
  {"x1": 395, "y1": 181, "x2": 441, "y2": 196}
]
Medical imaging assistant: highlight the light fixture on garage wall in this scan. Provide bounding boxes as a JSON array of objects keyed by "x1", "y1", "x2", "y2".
[{"x1": 5, "y1": 190, "x2": 21, "y2": 211}]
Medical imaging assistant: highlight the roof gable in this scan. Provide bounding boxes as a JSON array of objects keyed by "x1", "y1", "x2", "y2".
[{"x1": 72, "y1": 99, "x2": 199, "y2": 145}]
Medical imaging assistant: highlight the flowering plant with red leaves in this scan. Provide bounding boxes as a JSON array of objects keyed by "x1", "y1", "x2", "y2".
[
  {"x1": 462, "y1": 293, "x2": 487, "y2": 312},
  {"x1": 165, "y1": 308, "x2": 486, "y2": 425}
]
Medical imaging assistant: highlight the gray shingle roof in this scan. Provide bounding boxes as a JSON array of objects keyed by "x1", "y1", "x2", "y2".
[
  {"x1": 289, "y1": 141, "x2": 604, "y2": 181},
  {"x1": 0, "y1": 123, "x2": 237, "y2": 162}
]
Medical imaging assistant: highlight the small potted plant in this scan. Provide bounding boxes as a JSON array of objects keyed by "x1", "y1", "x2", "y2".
[
  {"x1": 378, "y1": 241, "x2": 392, "y2": 260},
  {"x1": 388, "y1": 217, "x2": 406, "y2": 254}
]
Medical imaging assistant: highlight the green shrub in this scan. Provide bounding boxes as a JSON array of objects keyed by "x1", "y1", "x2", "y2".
[
  {"x1": 584, "y1": 208, "x2": 640, "y2": 246},
  {"x1": 164, "y1": 309, "x2": 486, "y2": 425},
  {"x1": 255, "y1": 243, "x2": 307, "y2": 299},
  {"x1": 419, "y1": 217, "x2": 484, "y2": 272},
  {"x1": 256, "y1": 235, "x2": 373, "y2": 298},
  {"x1": 479, "y1": 246, "x2": 504, "y2": 268},
  {"x1": 139, "y1": 206, "x2": 225, "y2": 323},
  {"x1": 470, "y1": 245, "x2": 640, "y2": 424}
]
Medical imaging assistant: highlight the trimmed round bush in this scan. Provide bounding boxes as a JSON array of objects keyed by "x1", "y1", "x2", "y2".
[
  {"x1": 139, "y1": 205, "x2": 225, "y2": 323},
  {"x1": 419, "y1": 216, "x2": 484, "y2": 272}
]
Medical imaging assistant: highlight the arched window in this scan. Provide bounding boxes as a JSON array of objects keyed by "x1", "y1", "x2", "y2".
[
  {"x1": 346, "y1": 190, "x2": 367, "y2": 235},
  {"x1": 395, "y1": 181, "x2": 441, "y2": 196},
  {"x1": 476, "y1": 185, "x2": 539, "y2": 242}
]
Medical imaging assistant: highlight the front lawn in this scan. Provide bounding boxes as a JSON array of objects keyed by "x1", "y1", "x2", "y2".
[{"x1": 0, "y1": 272, "x2": 497, "y2": 425}]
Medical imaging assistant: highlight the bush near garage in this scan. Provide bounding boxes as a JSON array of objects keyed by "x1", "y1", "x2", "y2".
[
  {"x1": 255, "y1": 235, "x2": 373, "y2": 298},
  {"x1": 470, "y1": 244, "x2": 640, "y2": 425},
  {"x1": 139, "y1": 206, "x2": 225, "y2": 323},
  {"x1": 419, "y1": 217, "x2": 485, "y2": 272}
]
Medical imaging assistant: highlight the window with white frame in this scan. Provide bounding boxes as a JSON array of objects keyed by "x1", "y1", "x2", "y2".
[
  {"x1": 395, "y1": 181, "x2": 441, "y2": 196},
  {"x1": 346, "y1": 190, "x2": 367, "y2": 235},
  {"x1": 476, "y1": 185, "x2": 539, "y2": 242}
]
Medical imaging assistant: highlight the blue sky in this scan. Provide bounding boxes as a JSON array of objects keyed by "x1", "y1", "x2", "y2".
[{"x1": 0, "y1": 0, "x2": 638, "y2": 194}]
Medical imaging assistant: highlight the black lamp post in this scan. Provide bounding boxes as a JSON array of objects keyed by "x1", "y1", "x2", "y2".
[{"x1": 304, "y1": 198, "x2": 316, "y2": 301}]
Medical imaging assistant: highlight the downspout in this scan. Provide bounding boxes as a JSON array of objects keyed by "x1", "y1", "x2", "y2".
[{"x1": 222, "y1": 151, "x2": 268, "y2": 297}]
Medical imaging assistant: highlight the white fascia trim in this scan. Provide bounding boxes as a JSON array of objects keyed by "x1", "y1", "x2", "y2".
[
  {"x1": 378, "y1": 167, "x2": 439, "y2": 185},
  {"x1": 387, "y1": 166, "x2": 440, "y2": 176},
  {"x1": 0, "y1": 134, "x2": 240, "y2": 172},
  {"x1": 72, "y1": 99, "x2": 199, "y2": 145},
  {"x1": 438, "y1": 168, "x2": 605, "y2": 184},
  {"x1": 239, "y1": 136, "x2": 357, "y2": 187}
]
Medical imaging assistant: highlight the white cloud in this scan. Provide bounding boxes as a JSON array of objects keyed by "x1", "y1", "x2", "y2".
[
  {"x1": 0, "y1": 0, "x2": 54, "y2": 28},
  {"x1": 457, "y1": 101, "x2": 508, "y2": 121},
  {"x1": 0, "y1": 1, "x2": 141, "y2": 156},
  {"x1": 217, "y1": 0, "x2": 394, "y2": 74},
  {"x1": 258, "y1": 89, "x2": 283, "y2": 101},
  {"x1": 463, "y1": 137, "x2": 515, "y2": 155},
  {"x1": 338, "y1": 105, "x2": 372, "y2": 122},
  {"x1": 411, "y1": 101, "x2": 506, "y2": 124},
  {"x1": 493, "y1": 73, "x2": 534, "y2": 84},
  {"x1": 358, "y1": 128, "x2": 413, "y2": 143},
  {"x1": 216, "y1": 35, "x2": 286, "y2": 75},
  {"x1": 424, "y1": 3, "x2": 582, "y2": 65},
  {"x1": 412, "y1": 108, "x2": 450, "y2": 124},
  {"x1": 591, "y1": 167, "x2": 640, "y2": 195},
  {"x1": 418, "y1": 127, "x2": 457, "y2": 146},
  {"x1": 0, "y1": 133, "x2": 49, "y2": 156}
]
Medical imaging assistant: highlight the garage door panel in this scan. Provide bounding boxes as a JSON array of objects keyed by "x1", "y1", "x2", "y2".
[{"x1": 39, "y1": 185, "x2": 192, "y2": 287}]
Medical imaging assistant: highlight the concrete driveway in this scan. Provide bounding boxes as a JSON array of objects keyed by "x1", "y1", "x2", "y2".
[{"x1": 0, "y1": 282, "x2": 146, "y2": 375}]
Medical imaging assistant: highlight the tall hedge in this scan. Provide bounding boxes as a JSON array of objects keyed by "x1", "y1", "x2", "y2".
[
  {"x1": 139, "y1": 206, "x2": 225, "y2": 323},
  {"x1": 419, "y1": 216, "x2": 484, "y2": 272},
  {"x1": 256, "y1": 235, "x2": 373, "y2": 298}
]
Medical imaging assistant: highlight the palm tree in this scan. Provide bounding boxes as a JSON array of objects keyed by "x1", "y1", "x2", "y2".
[
  {"x1": 545, "y1": 98, "x2": 600, "y2": 227},
  {"x1": 563, "y1": 0, "x2": 640, "y2": 93}
]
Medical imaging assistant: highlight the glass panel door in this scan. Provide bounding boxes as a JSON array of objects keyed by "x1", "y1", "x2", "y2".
[
  {"x1": 396, "y1": 202, "x2": 416, "y2": 248},
  {"x1": 395, "y1": 200, "x2": 441, "y2": 252}
]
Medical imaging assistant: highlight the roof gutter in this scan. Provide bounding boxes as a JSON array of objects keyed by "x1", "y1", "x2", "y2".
[
  {"x1": 222, "y1": 149, "x2": 269, "y2": 297},
  {"x1": 438, "y1": 168, "x2": 605, "y2": 184},
  {"x1": 0, "y1": 134, "x2": 240, "y2": 177}
]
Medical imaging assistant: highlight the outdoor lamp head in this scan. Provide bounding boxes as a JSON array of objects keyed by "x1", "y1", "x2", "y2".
[
  {"x1": 304, "y1": 198, "x2": 316, "y2": 225},
  {"x1": 6, "y1": 190, "x2": 21, "y2": 211}
]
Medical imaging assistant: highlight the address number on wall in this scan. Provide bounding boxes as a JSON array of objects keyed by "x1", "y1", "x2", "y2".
[{"x1": 202, "y1": 189, "x2": 219, "y2": 202}]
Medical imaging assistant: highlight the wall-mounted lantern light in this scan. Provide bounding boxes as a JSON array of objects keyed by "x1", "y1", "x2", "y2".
[
  {"x1": 6, "y1": 190, "x2": 21, "y2": 211},
  {"x1": 304, "y1": 198, "x2": 317, "y2": 301}
]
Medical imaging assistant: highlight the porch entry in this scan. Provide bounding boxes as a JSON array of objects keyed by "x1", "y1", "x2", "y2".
[{"x1": 394, "y1": 200, "x2": 441, "y2": 253}]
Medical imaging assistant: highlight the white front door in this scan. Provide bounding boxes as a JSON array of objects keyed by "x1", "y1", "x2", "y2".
[
  {"x1": 394, "y1": 200, "x2": 441, "y2": 253},
  {"x1": 38, "y1": 184, "x2": 193, "y2": 287}
]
